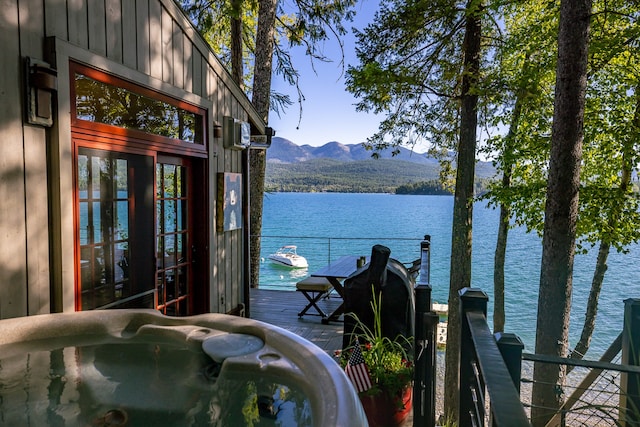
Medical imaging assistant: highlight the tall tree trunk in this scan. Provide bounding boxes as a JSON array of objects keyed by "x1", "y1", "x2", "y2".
[
  {"x1": 249, "y1": 0, "x2": 277, "y2": 288},
  {"x1": 494, "y1": 59, "x2": 529, "y2": 333},
  {"x1": 531, "y1": 0, "x2": 592, "y2": 425},
  {"x1": 567, "y1": 241, "x2": 609, "y2": 369},
  {"x1": 230, "y1": 0, "x2": 244, "y2": 89},
  {"x1": 568, "y1": 87, "x2": 638, "y2": 369},
  {"x1": 443, "y1": 0, "x2": 481, "y2": 421},
  {"x1": 493, "y1": 173, "x2": 510, "y2": 333}
]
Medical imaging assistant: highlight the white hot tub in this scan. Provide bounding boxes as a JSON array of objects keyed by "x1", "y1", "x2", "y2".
[{"x1": 0, "y1": 310, "x2": 367, "y2": 426}]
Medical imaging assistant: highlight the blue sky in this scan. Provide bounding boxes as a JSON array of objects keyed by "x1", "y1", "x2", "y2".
[
  {"x1": 266, "y1": 3, "x2": 502, "y2": 160},
  {"x1": 268, "y1": 3, "x2": 382, "y2": 147}
]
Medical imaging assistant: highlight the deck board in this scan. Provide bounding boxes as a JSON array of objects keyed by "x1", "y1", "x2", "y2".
[{"x1": 249, "y1": 288, "x2": 344, "y2": 357}]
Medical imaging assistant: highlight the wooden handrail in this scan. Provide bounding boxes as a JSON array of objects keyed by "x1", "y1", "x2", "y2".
[
  {"x1": 459, "y1": 288, "x2": 531, "y2": 426},
  {"x1": 467, "y1": 311, "x2": 531, "y2": 425}
]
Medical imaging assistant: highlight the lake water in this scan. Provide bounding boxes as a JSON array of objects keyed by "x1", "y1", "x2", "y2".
[{"x1": 258, "y1": 192, "x2": 640, "y2": 357}]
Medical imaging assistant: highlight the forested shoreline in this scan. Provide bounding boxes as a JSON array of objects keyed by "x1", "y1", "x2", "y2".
[{"x1": 265, "y1": 158, "x2": 494, "y2": 194}]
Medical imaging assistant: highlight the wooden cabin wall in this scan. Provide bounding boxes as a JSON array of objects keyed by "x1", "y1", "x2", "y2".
[
  {"x1": 0, "y1": 0, "x2": 255, "y2": 318},
  {"x1": 0, "y1": 1, "x2": 29, "y2": 319},
  {"x1": 0, "y1": 0, "x2": 51, "y2": 319},
  {"x1": 220, "y1": 99, "x2": 246, "y2": 314}
]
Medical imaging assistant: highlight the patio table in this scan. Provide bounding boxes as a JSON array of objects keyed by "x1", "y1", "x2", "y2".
[{"x1": 310, "y1": 255, "x2": 367, "y2": 324}]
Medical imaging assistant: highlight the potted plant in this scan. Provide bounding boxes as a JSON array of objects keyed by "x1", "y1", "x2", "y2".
[{"x1": 337, "y1": 288, "x2": 414, "y2": 427}]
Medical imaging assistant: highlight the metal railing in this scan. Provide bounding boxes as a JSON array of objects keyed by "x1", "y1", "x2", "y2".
[
  {"x1": 257, "y1": 234, "x2": 423, "y2": 265},
  {"x1": 457, "y1": 290, "x2": 640, "y2": 427},
  {"x1": 519, "y1": 298, "x2": 640, "y2": 427},
  {"x1": 413, "y1": 284, "x2": 440, "y2": 426}
]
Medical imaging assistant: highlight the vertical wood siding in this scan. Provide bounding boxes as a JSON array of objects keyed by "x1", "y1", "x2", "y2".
[
  {"x1": 161, "y1": 6, "x2": 173, "y2": 83},
  {"x1": 19, "y1": 0, "x2": 52, "y2": 315},
  {"x1": 1, "y1": 0, "x2": 28, "y2": 318},
  {"x1": 105, "y1": 0, "x2": 123, "y2": 63},
  {"x1": 136, "y1": 0, "x2": 151, "y2": 74},
  {"x1": 45, "y1": 0, "x2": 68, "y2": 41},
  {"x1": 122, "y1": 1, "x2": 137, "y2": 68},
  {"x1": 87, "y1": 0, "x2": 107, "y2": 55},
  {"x1": 149, "y1": 0, "x2": 163, "y2": 80},
  {"x1": 68, "y1": 0, "x2": 88, "y2": 48},
  {"x1": 184, "y1": 36, "x2": 193, "y2": 93}
]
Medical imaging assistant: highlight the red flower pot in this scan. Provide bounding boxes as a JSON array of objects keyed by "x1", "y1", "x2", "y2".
[{"x1": 359, "y1": 387, "x2": 412, "y2": 427}]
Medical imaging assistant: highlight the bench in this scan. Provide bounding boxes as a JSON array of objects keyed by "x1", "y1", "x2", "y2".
[{"x1": 296, "y1": 277, "x2": 333, "y2": 318}]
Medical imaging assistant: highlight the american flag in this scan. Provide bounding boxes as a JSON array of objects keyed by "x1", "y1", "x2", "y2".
[{"x1": 345, "y1": 340, "x2": 372, "y2": 393}]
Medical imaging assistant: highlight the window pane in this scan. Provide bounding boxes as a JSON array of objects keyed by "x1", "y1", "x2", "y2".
[
  {"x1": 92, "y1": 202, "x2": 102, "y2": 242},
  {"x1": 80, "y1": 202, "x2": 89, "y2": 245},
  {"x1": 116, "y1": 242, "x2": 129, "y2": 283},
  {"x1": 157, "y1": 273, "x2": 165, "y2": 306},
  {"x1": 156, "y1": 200, "x2": 163, "y2": 234},
  {"x1": 177, "y1": 265, "x2": 187, "y2": 297},
  {"x1": 156, "y1": 164, "x2": 162, "y2": 198},
  {"x1": 164, "y1": 164, "x2": 176, "y2": 198},
  {"x1": 156, "y1": 235, "x2": 164, "y2": 269},
  {"x1": 91, "y1": 157, "x2": 101, "y2": 199},
  {"x1": 176, "y1": 233, "x2": 185, "y2": 259},
  {"x1": 78, "y1": 155, "x2": 89, "y2": 194},
  {"x1": 116, "y1": 159, "x2": 127, "y2": 195},
  {"x1": 164, "y1": 236, "x2": 176, "y2": 266},
  {"x1": 175, "y1": 166, "x2": 183, "y2": 198},
  {"x1": 164, "y1": 200, "x2": 176, "y2": 233},
  {"x1": 75, "y1": 73, "x2": 203, "y2": 144},
  {"x1": 177, "y1": 200, "x2": 185, "y2": 232},
  {"x1": 115, "y1": 200, "x2": 128, "y2": 240}
]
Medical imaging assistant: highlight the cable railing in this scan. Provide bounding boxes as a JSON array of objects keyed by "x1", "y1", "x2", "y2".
[
  {"x1": 518, "y1": 298, "x2": 640, "y2": 426},
  {"x1": 519, "y1": 356, "x2": 632, "y2": 426},
  {"x1": 256, "y1": 234, "x2": 424, "y2": 265},
  {"x1": 457, "y1": 291, "x2": 640, "y2": 427}
]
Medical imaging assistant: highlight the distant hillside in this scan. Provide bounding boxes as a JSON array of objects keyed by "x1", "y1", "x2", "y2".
[
  {"x1": 267, "y1": 137, "x2": 439, "y2": 165},
  {"x1": 265, "y1": 137, "x2": 497, "y2": 193},
  {"x1": 265, "y1": 158, "x2": 442, "y2": 193}
]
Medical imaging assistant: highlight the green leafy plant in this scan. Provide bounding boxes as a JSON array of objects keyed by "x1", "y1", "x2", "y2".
[{"x1": 337, "y1": 287, "x2": 413, "y2": 399}]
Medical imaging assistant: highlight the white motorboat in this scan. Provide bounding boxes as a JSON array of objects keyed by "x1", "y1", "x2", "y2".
[{"x1": 268, "y1": 245, "x2": 308, "y2": 268}]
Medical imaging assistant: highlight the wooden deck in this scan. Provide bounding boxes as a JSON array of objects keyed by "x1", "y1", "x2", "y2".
[
  {"x1": 248, "y1": 288, "x2": 345, "y2": 356},
  {"x1": 249, "y1": 288, "x2": 446, "y2": 424}
]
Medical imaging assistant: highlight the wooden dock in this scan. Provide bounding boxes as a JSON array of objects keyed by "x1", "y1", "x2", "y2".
[{"x1": 249, "y1": 288, "x2": 345, "y2": 356}]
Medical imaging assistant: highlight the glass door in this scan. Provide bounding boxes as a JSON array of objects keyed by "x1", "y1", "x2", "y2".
[
  {"x1": 76, "y1": 148, "x2": 155, "y2": 310},
  {"x1": 76, "y1": 149, "x2": 205, "y2": 315},
  {"x1": 155, "y1": 158, "x2": 193, "y2": 315}
]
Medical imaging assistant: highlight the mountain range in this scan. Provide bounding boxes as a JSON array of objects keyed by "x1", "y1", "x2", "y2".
[
  {"x1": 266, "y1": 137, "x2": 439, "y2": 165},
  {"x1": 264, "y1": 137, "x2": 496, "y2": 193}
]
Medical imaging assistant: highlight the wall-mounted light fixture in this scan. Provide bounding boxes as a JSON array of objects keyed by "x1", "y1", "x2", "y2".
[
  {"x1": 25, "y1": 57, "x2": 57, "y2": 127},
  {"x1": 249, "y1": 126, "x2": 275, "y2": 150},
  {"x1": 213, "y1": 122, "x2": 223, "y2": 139}
]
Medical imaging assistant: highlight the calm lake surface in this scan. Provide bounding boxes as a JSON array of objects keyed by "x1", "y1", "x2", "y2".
[{"x1": 258, "y1": 192, "x2": 640, "y2": 357}]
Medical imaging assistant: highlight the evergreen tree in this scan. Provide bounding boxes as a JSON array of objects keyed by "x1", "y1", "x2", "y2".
[
  {"x1": 346, "y1": 0, "x2": 497, "y2": 417},
  {"x1": 179, "y1": 0, "x2": 359, "y2": 287}
]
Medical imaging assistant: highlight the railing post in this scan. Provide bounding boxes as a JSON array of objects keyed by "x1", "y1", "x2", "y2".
[
  {"x1": 620, "y1": 298, "x2": 640, "y2": 427},
  {"x1": 414, "y1": 284, "x2": 437, "y2": 427},
  {"x1": 459, "y1": 288, "x2": 489, "y2": 426},
  {"x1": 494, "y1": 332, "x2": 524, "y2": 393},
  {"x1": 424, "y1": 310, "x2": 439, "y2": 424}
]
